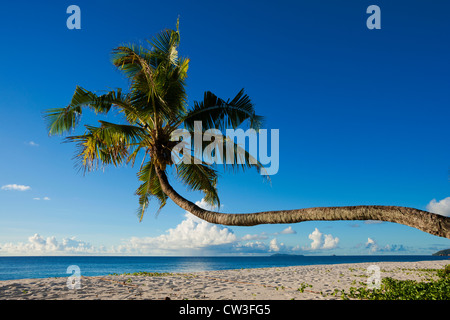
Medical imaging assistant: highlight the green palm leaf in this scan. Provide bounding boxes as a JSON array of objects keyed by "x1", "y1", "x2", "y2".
[
  {"x1": 112, "y1": 37, "x2": 188, "y2": 125},
  {"x1": 175, "y1": 162, "x2": 220, "y2": 208},
  {"x1": 65, "y1": 121, "x2": 145, "y2": 172},
  {"x1": 136, "y1": 160, "x2": 167, "y2": 221},
  {"x1": 43, "y1": 86, "x2": 138, "y2": 135},
  {"x1": 146, "y1": 18, "x2": 180, "y2": 65},
  {"x1": 183, "y1": 89, "x2": 264, "y2": 132}
]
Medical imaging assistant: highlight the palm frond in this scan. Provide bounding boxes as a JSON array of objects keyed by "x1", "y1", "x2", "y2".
[
  {"x1": 182, "y1": 89, "x2": 264, "y2": 132},
  {"x1": 111, "y1": 44, "x2": 154, "y2": 79},
  {"x1": 65, "y1": 122, "x2": 145, "y2": 172},
  {"x1": 181, "y1": 132, "x2": 270, "y2": 180},
  {"x1": 112, "y1": 37, "x2": 188, "y2": 125},
  {"x1": 221, "y1": 135, "x2": 269, "y2": 178},
  {"x1": 43, "y1": 86, "x2": 137, "y2": 135},
  {"x1": 136, "y1": 160, "x2": 168, "y2": 221},
  {"x1": 175, "y1": 162, "x2": 220, "y2": 208},
  {"x1": 146, "y1": 18, "x2": 181, "y2": 66}
]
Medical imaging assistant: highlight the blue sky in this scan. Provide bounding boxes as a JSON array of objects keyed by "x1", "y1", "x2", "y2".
[{"x1": 0, "y1": 0, "x2": 449, "y2": 256}]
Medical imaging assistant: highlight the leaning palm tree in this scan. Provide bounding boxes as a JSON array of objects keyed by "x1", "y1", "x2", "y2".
[{"x1": 44, "y1": 21, "x2": 449, "y2": 239}]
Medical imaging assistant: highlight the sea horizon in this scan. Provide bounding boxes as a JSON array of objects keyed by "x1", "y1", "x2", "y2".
[
  {"x1": 0, "y1": 253, "x2": 446, "y2": 257},
  {"x1": 1, "y1": 254, "x2": 448, "y2": 281}
]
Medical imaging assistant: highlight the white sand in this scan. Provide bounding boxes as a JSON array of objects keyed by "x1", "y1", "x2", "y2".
[{"x1": 0, "y1": 260, "x2": 448, "y2": 300}]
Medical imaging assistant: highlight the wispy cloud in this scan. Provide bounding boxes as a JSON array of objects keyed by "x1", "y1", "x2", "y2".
[
  {"x1": 33, "y1": 197, "x2": 51, "y2": 201},
  {"x1": 277, "y1": 226, "x2": 297, "y2": 235},
  {"x1": 240, "y1": 226, "x2": 297, "y2": 241},
  {"x1": 1, "y1": 184, "x2": 31, "y2": 191},
  {"x1": 240, "y1": 233, "x2": 269, "y2": 241},
  {"x1": 26, "y1": 141, "x2": 39, "y2": 147},
  {"x1": 364, "y1": 220, "x2": 383, "y2": 224}
]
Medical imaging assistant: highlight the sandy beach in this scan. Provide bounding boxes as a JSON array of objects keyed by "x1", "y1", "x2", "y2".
[{"x1": 0, "y1": 260, "x2": 447, "y2": 300}]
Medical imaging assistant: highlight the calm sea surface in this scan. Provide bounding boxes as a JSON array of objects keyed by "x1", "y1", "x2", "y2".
[{"x1": 0, "y1": 255, "x2": 448, "y2": 280}]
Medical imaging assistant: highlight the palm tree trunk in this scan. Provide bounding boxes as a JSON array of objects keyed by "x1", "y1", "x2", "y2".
[{"x1": 155, "y1": 167, "x2": 450, "y2": 239}]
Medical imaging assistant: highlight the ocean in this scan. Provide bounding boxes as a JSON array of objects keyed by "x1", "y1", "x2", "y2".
[{"x1": 0, "y1": 255, "x2": 448, "y2": 281}]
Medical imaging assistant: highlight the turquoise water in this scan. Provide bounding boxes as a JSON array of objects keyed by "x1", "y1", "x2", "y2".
[{"x1": 0, "y1": 255, "x2": 448, "y2": 280}]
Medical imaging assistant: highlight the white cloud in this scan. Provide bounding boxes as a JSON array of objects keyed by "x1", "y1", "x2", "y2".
[
  {"x1": 114, "y1": 200, "x2": 236, "y2": 255},
  {"x1": 0, "y1": 200, "x2": 337, "y2": 256},
  {"x1": 426, "y1": 197, "x2": 450, "y2": 217},
  {"x1": 0, "y1": 234, "x2": 100, "y2": 255},
  {"x1": 0, "y1": 199, "x2": 236, "y2": 256},
  {"x1": 308, "y1": 228, "x2": 323, "y2": 250},
  {"x1": 303, "y1": 228, "x2": 339, "y2": 250},
  {"x1": 365, "y1": 237, "x2": 408, "y2": 253},
  {"x1": 269, "y1": 238, "x2": 280, "y2": 252},
  {"x1": 114, "y1": 218, "x2": 236, "y2": 255},
  {"x1": 195, "y1": 198, "x2": 221, "y2": 211},
  {"x1": 240, "y1": 233, "x2": 269, "y2": 241},
  {"x1": 241, "y1": 226, "x2": 296, "y2": 241},
  {"x1": 1, "y1": 184, "x2": 31, "y2": 191},
  {"x1": 269, "y1": 238, "x2": 288, "y2": 252},
  {"x1": 27, "y1": 141, "x2": 39, "y2": 147},
  {"x1": 33, "y1": 197, "x2": 51, "y2": 201},
  {"x1": 278, "y1": 226, "x2": 296, "y2": 235},
  {"x1": 233, "y1": 241, "x2": 270, "y2": 254},
  {"x1": 365, "y1": 237, "x2": 378, "y2": 253},
  {"x1": 236, "y1": 238, "x2": 295, "y2": 255},
  {"x1": 323, "y1": 233, "x2": 339, "y2": 249}
]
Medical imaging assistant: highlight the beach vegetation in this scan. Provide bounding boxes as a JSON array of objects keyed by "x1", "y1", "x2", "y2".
[
  {"x1": 335, "y1": 264, "x2": 450, "y2": 300},
  {"x1": 297, "y1": 282, "x2": 313, "y2": 293}
]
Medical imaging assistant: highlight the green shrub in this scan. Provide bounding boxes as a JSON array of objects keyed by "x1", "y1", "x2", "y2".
[{"x1": 336, "y1": 264, "x2": 450, "y2": 300}]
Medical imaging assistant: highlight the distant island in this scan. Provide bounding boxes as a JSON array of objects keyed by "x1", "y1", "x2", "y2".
[
  {"x1": 432, "y1": 248, "x2": 450, "y2": 256},
  {"x1": 270, "y1": 253, "x2": 304, "y2": 257}
]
